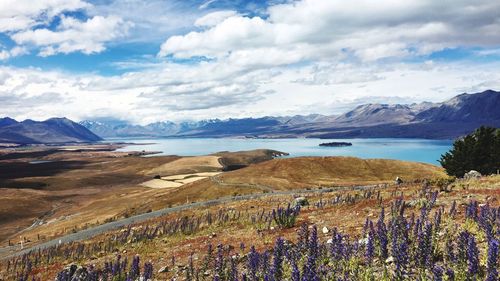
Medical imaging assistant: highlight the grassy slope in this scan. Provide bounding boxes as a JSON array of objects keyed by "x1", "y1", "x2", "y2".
[
  {"x1": 4, "y1": 175, "x2": 497, "y2": 280},
  {"x1": 209, "y1": 156, "x2": 446, "y2": 189},
  {"x1": 148, "y1": 156, "x2": 446, "y2": 210}
]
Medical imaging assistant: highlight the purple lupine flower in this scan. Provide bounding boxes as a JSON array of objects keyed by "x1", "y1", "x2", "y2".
[
  {"x1": 261, "y1": 250, "x2": 270, "y2": 277},
  {"x1": 392, "y1": 218, "x2": 409, "y2": 279},
  {"x1": 229, "y1": 256, "x2": 239, "y2": 281},
  {"x1": 458, "y1": 231, "x2": 470, "y2": 264},
  {"x1": 330, "y1": 228, "x2": 343, "y2": 262},
  {"x1": 445, "y1": 237, "x2": 456, "y2": 263},
  {"x1": 466, "y1": 201, "x2": 479, "y2": 221},
  {"x1": 113, "y1": 255, "x2": 121, "y2": 277},
  {"x1": 272, "y1": 237, "x2": 285, "y2": 281},
  {"x1": 143, "y1": 261, "x2": 153, "y2": 280},
  {"x1": 467, "y1": 235, "x2": 480, "y2": 278},
  {"x1": 377, "y1": 220, "x2": 389, "y2": 260},
  {"x1": 273, "y1": 204, "x2": 300, "y2": 228},
  {"x1": 365, "y1": 221, "x2": 375, "y2": 265},
  {"x1": 429, "y1": 191, "x2": 438, "y2": 208},
  {"x1": 129, "y1": 255, "x2": 140, "y2": 279},
  {"x1": 486, "y1": 239, "x2": 499, "y2": 281},
  {"x1": 247, "y1": 246, "x2": 260, "y2": 281},
  {"x1": 413, "y1": 218, "x2": 422, "y2": 240},
  {"x1": 298, "y1": 223, "x2": 309, "y2": 254},
  {"x1": 302, "y1": 226, "x2": 319, "y2": 281},
  {"x1": 363, "y1": 217, "x2": 370, "y2": 238},
  {"x1": 445, "y1": 268, "x2": 455, "y2": 281},
  {"x1": 433, "y1": 265, "x2": 443, "y2": 281},
  {"x1": 418, "y1": 222, "x2": 433, "y2": 268},
  {"x1": 291, "y1": 258, "x2": 300, "y2": 281},
  {"x1": 480, "y1": 204, "x2": 495, "y2": 240},
  {"x1": 215, "y1": 244, "x2": 225, "y2": 279},
  {"x1": 377, "y1": 207, "x2": 389, "y2": 260}
]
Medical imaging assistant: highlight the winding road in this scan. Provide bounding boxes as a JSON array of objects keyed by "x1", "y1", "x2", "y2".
[{"x1": 0, "y1": 184, "x2": 383, "y2": 260}]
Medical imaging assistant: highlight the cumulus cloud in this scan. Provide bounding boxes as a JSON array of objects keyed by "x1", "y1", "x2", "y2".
[
  {"x1": 12, "y1": 15, "x2": 132, "y2": 56},
  {"x1": 0, "y1": 46, "x2": 28, "y2": 60},
  {"x1": 2, "y1": 0, "x2": 500, "y2": 123},
  {"x1": 0, "y1": 0, "x2": 89, "y2": 32},
  {"x1": 2, "y1": 59, "x2": 500, "y2": 124},
  {"x1": 89, "y1": 0, "x2": 203, "y2": 43},
  {"x1": 0, "y1": 0, "x2": 131, "y2": 56},
  {"x1": 159, "y1": 0, "x2": 500, "y2": 63}
]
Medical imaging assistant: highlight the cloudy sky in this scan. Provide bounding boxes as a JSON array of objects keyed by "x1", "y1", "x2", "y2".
[{"x1": 1, "y1": 0, "x2": 500, "y2": 124}]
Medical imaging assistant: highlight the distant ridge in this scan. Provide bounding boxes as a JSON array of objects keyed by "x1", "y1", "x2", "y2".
[
  {"x1": 79, "y1": 90, "x2": 500, "y2": 139},
  {"x1": 0, "y1": 117, "x2": 102, "y2": 144}
]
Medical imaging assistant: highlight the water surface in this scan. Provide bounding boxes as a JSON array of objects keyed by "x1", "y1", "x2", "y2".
[{"x1": 112, "y1": 138, "x2": 452, "y2": 165}]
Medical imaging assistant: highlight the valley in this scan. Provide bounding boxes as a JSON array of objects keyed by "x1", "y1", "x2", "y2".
[{"x1": 0, "y1": 144, "x2": 444, "y2": 255}]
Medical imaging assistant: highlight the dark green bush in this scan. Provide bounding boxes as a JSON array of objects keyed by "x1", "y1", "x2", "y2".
[{"x1": 439, "y1": 126, "x2": 500, "y2": 177}]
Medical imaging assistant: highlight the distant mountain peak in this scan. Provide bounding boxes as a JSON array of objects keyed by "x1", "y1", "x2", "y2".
[
  {"x1": 78, "y1": 89, "x2": 499, "y2": 140},
  {"x1": 0, "y1": 117, "x2": 18, "y2": 127},
  {"x1": 0, "y1": 118, "x2": 102, "y2": 144}
]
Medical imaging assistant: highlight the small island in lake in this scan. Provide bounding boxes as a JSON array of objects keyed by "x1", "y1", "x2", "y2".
[{"x1": 319, "y1": 142, "x2": 353, "y2": 147}]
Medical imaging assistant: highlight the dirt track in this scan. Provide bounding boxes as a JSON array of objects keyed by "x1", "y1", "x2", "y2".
[{"x1": 0, "y1": 184, "x2": 383, "y2": 259}]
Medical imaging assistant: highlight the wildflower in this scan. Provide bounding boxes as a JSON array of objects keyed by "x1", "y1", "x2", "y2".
[
  {"x1": 366, "y1": 221, "x2": 375, "y2": 265},
  {"x1": 445, "y1": 268, "x2": 455, "y2": 281},
  {"x1": 248, "y1": 246, "x2": 260, "y2": 281},
  {"x1": 433, "y1": 265, "x2": 443, "y2": 281},
  {"x1": 467, "y1": 235, "x2": 480, "y2": 278},
  {"x1": 272, "y1": 237, "x2": 285, "y2": 281},
  {"x1": 129, "y1": 255, "x2": 140, "y2": 279},
  {"x1": 486, "y1": 239, "x2": 499, "y2": 281},
  {"x1": 143, "y1": 261, "x2": 153, "y2": 280}
]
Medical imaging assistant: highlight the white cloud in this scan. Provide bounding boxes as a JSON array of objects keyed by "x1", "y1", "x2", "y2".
[
  {"x1": 2, "y1": 60, "x2": 500, "y2": 124},
  {"x1": 159, "y1": 0, "x2": 500, "y2": 63},
  {"x1": 0, "y1": 46, "x2": 27, "y2": 60},
  {"x1": 0, "y1": 0, "x2": 89, "y2": 32},
  {"x1": 2, "y1": 0, "x2": 500, "y2": 124},
  {"x1": 89, "y1": 0, "x2": 205, "y2": 43},
  {"x1": 12, "y1": 15, "x2": 132, "y2": 56},
  {"x1": 0, "y1": 0, "x2": 132, "y2": 56}
]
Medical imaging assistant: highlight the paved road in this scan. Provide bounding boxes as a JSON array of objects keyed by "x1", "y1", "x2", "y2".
[{"x1": 0, "y1": 184, "x2": 382, "y2": 260}]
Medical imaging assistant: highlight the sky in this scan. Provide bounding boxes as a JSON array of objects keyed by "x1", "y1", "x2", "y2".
[{"x1": 1, "y1": 0, "x2": 500, "y2": 124}]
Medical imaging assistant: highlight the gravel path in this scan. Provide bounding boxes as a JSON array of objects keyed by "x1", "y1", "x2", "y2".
[{"x1": 0, "y1": 184, "x2": 382, "y2": 260}]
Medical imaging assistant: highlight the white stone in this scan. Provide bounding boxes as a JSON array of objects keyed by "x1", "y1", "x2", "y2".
[{"x1": 322, "y1": 226, "x2": 329, "y2": 234}]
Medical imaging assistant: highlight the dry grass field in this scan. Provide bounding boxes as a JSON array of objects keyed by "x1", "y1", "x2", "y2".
[
  {"x1": 0, "y1": 147, "x2": 284, "y2": 247},
  {"x1": 1, "y1": 173, "x2": 497, "y2": 280}
]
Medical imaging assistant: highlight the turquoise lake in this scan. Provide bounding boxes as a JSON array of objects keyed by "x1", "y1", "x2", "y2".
[{"x1": 113, "y1": 138, "x2": 453, "y2": 165}]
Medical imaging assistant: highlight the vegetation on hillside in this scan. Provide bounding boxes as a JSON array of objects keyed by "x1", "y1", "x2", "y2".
[
  {"x1": 51, "y1": 195, "x2": 498, "y2": 281},
  {"x1": 440, "y1": 126, "x2": 500, "y2": 177},
  {"x1": 4, "y1": 177, "x2": 499, "y2": 281}
]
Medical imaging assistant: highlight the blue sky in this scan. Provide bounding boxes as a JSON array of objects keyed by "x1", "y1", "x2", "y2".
[{"x1": 1, "y1": 0, "x2": 500, "y2": 124}]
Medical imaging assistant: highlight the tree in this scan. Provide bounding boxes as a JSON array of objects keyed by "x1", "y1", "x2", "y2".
[{"x1": 439, "y1": 126, "x2": 500, "y2": 177}]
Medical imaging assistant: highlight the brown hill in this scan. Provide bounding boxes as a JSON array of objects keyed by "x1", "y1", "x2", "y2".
[{"x1": 191, "y1": 156, "x2": 446, "y2": 191}]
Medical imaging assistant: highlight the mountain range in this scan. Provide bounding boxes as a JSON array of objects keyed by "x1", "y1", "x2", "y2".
[
  {"x1": 1, "y1": 90, "x2": 499, "y2": 144},
  {"x1": 0, "y1": 118, "x2": 101, "y2": 144},
  {"x1": 80, "y1": 89, "x2": 500, "y2": 140}
]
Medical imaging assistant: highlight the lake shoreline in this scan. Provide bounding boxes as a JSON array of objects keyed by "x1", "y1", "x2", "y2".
[{"x1": 111, "y1": 137, "x2": 452, "y2": 165}]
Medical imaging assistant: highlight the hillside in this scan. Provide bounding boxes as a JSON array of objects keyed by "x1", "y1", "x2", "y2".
[
  {"x1": 2, "y1": 165, "x2": 497, "y2": 280},
  {"x1": 185, "y1": 156, "x2": 445, "y2": 192},
  {"x1": 153, "y1": 157, "x2": 446, "y2": 206},
  {"x1": 0, "y1": 117, "x2": 102, "y2": 144}
]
